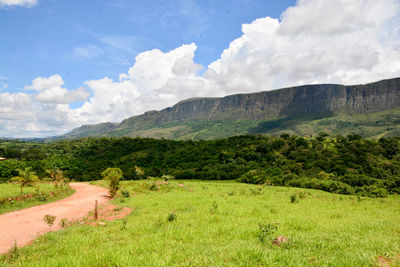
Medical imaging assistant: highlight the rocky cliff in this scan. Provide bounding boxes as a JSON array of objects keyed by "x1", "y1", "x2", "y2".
[{"x1": 61, "y1": 77, "x2": 400, "y2": 139}]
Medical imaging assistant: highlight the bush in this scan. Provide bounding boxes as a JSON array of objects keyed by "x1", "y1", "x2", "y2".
[
  {"x1": 43, "y1": 214, "x2": 56, "y2": 230},
  {"x1": 237, "y1": 170, "x2": 264, "y2": 184},
  {"x1": 358, "y1": 185, "x2": 389, "y2": 198},
  {"x1": 258, "y1": 223, "x2": 279, "y2": 243},
  {"x1": 101, "y1": 168, "x2": 123, "y2": 198},
  {"x1": 167, "y1": 212, "x2": 177, "y2": 222},
  {"x1": 121, "y1": 190, "x2": 130, "y2": 198},
  {"x1": 290, "y1": 193, "x2": 298, "y2": 203}
]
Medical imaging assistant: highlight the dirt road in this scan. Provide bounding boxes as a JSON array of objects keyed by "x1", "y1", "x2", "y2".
[{"x1": 0, "y1": 183, "x2": 109, "y2": 254}]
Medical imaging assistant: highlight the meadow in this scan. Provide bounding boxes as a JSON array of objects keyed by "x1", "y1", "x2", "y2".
[
  {"x1": 1, "y1": 180, "x2": 399, "y2": 266},
  {"x1": 0, "y1": 183, "x2": 74, "y2": 215}
]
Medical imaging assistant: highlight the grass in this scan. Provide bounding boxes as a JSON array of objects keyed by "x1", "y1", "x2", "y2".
[
  {"x1": 0, "y1": 182, "x2": 74, "y2": 215},
  {"x1": 60, "y1": 108, "x2": 400, "y2": 140},
  {"x1": 1, "y1": 180, "x2": 400, "y2": 266}
]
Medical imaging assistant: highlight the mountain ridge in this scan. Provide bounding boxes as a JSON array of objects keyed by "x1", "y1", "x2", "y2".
[{"x1": 60, "y1": 77, "x2": 400, "y2": 140}]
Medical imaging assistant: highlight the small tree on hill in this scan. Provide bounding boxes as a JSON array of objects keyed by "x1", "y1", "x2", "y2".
[
  {"x1": 135, "y1": 165, "x2": 145, "y2": 180},
  {"x1": 10, "y1": 167, "x2": 40, "y2": 193},
  {"x1": 101, "y1": 168, "x2": 123, "y2": 198}
]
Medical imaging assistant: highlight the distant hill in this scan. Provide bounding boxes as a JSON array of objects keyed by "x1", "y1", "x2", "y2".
[{"x1": 59, "y1": 77, "x2": 400, "y2": 140}]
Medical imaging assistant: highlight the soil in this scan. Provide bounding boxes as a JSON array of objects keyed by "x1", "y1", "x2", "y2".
[
  {"x1": 85, "y1": 204, "x2": 131, "y2": 226},
  {"x1": 0, "y1": 183, "x2": 109, "y2": 254}
]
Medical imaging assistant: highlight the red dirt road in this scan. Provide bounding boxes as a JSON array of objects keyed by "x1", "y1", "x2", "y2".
[{"x1": 0, "y1": 183, "x2": 109, "y2": 254}]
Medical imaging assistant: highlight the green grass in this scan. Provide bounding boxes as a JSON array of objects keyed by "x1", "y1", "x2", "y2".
[
  {"x1": 1, "y1": 180, "x2": 400, "y2": 266},
  {"x1": 0, "y1": 182, "x2": 74, "y2": 215},
  {"x1": 59, "y1": 107, "x2": 400, "y2": 140},
  {"x1": 265, "y1": 108, "x2": 400, "y2": 138},
  {"x1": 117, "y1": 108, "x2": 400, "y2": 140}
]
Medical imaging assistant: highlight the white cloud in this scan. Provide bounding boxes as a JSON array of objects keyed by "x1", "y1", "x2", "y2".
[
  {"x1": 206, "y1": 0, "x2": 400, "y2": 92},
  {"x1": 35, "y1": 87, "x2": 90, "y2": 104},
  {"x1": 24, "y1": 74, "x2": 89, "y2": 104},
  {"x1": 279, "y1": 0, "x2": 399, "y2": 36},
  {"x1": 2, "y1": 0, "x2": 400, "y2": 137},
  {"x1": 172, "y1": 55, "x2": 202, "y2": 76},
  {"x1": 0, "y1": 0, "x2": 37, "y2": 7},
  {"x1": 25, "y1": 74, "x2": 64, "y2": 91},
  {"x1": 126, "y1": 43, "x2": 199, "y2": 92}
]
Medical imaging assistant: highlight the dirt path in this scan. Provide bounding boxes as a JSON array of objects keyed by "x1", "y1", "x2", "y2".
[{"x1": 0, "y1": 183, "x2": 109, "y2": 254}]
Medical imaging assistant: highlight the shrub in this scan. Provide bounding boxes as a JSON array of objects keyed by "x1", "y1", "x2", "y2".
[
  {"x1": 149, "y1": 183, "x2": 159, "y2": 191},
  {"x1": 358, "y1": 185, "x2": 389, "y2": 198},
  {"x1": 43, "y1": 214, "x2": 56, "y2": 230},
  {"x1": 258, "y1": 223, "x2": 279, "y2": 243},
  {"x1": 290, "y1": 193, "x2": 298, "y2": 203},
  {"x1": 59, "y1": 218, "x2": 68, "y2": 228},
  {"x1": 36, "y1": 193, "x2": 47, "y2": 202},
  {"x1": 237, "y1": 170, "x2": 264, "y2": 184},
  {"x1": 101, "y1": 168, "x2": 123, "y2": 198},
  {"x1": 121, "y1": 190, "x2": 130, "y2": 198},
  {"x1": 167, "y1": 212, "x2": 177, "y2": 222}
]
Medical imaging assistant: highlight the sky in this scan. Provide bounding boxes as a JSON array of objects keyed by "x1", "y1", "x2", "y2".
[{"x1": 1, "y1": 0, "x2": 400, "y2": 138}]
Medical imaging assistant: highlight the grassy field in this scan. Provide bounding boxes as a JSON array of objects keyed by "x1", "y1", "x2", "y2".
[
  {"x1": 0, "y1": 183, "x2": 74, "y2": 215},
  {"x1": 1, "y1": 180, "x2": 400, "y2": 266}
]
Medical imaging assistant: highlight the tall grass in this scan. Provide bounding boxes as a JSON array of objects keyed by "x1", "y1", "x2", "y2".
[{"x1": 2, "y1": 180, "x2": 399, "y2": 266}]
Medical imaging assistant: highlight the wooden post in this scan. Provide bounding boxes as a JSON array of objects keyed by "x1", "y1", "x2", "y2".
[{"x1": 94, "y1": 200, "x2": 98, "y2": 220}]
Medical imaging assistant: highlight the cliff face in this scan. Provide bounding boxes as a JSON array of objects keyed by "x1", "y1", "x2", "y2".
[
  {"x1": 120, "y1": 77, "x2": 400, "y2": 126},
  {"x1": 63, "y1": 77, "x2": 400, "y2": 139}
]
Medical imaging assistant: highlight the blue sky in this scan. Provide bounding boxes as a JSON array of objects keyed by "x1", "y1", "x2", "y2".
[
  {"x1": 0, "y1": 0, "x2": 295, "y2": 94},
  {"x1": 0, "y1": 0, "x2": 400, "y2": 137}
]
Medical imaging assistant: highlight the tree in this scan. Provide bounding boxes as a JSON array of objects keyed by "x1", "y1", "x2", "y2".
[
  {"x1": 135, "y1": 165, "x2": 145, "y2": 180},
  {"x1": 10, "y1": 167, "x2": 40, "y2": 193},
  {"x1": 46, "y1": 169, "x2": 67, "y2": 188},
  {"x1": 101, "y1": 167, "x2": 123, "y2": 198}
]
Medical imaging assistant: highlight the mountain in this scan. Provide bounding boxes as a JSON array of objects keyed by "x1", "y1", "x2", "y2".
[{"x1": 60, "y1": 77, "x2": 400, "y2": 140}]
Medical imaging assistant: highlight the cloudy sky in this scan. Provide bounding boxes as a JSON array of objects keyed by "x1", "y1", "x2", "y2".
[{"x1": 1, "y1": 0, "x2": 400, "y2": 138}]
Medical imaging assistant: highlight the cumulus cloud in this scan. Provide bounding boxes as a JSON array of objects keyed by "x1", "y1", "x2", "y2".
[
  {"x1": 0, "y1": 0, "x2": 37, "y2": 7},
  {"x1": 206, "y1": 0, "x2": 400, "y2": 92},
  {"x1": 25, "y1": 74, "x2": 64, "y2": 91},
  {"x1": 35, "y1": 87, "x2": 90, "y2": 104},
  {"x1": 2, "y1": 0, "x2": 400, "y2": 137},
  {"x1": 24, "y1": 74, "x2": 90, "y2": 104}
]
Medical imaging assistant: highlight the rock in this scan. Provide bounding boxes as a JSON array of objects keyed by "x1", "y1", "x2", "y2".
[
  {"x1": 272, "y1": 236, "x2": 289, "y2": 246},
  {"x1": 62, "y1": 77, "x2": 400, "y2": 139}
]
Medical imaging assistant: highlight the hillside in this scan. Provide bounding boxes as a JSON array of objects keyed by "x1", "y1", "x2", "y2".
[{"x1": 60, "y1": 77, "x2": 400, "y2": 140}]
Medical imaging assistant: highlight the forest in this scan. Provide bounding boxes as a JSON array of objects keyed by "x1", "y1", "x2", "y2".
[{"x1": 0, "y1": 133, "x2": 399, "y2": 197}]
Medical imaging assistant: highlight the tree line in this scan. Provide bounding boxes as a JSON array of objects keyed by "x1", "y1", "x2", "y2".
[{"x1": 0, "y1": 133, "x2": 399, "y2": 197}]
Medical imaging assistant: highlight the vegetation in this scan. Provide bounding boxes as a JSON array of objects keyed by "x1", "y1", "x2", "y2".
[
  {"x1": 0, "y1": 182, "x2": 74, "y2": 214},
  {"x1": 101, "y1": 168, "x2": 122, "y2": 198},
  {"x1": 9, "y1": 167, "x2": 39, "y2": 193},
  {"x1": 2, "y1": 180, "x2": 399, "y2": 266},
  {"x1": 43, "y1": 215, "x2": 56, "y2": 230},
  {"x1": 46, "y1": 169, "x2": 68, "y2": 189},
  {"x1": 1, "y1": 134, "x2": 399, "y2": 197}
]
